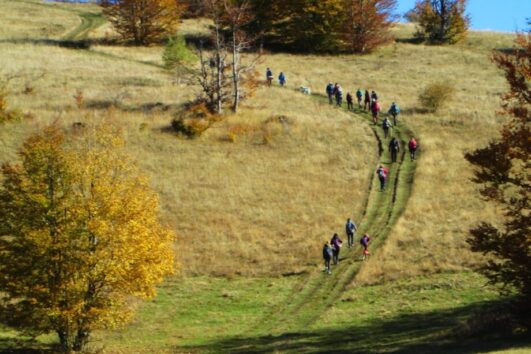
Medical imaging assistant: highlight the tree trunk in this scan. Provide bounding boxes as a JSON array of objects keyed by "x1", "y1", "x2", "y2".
[
  {"x1": 214, "y1": 23, "x2": 223, "y2": 115},
  {"x1": 73, "y1": 329, "x2": 90, "y2": 352},
  {"x1": 231, "y1": 27, "x2": 240, "y2": 113},
  {"x1": 58, "y1": 328, "x2": 73, "y2": 353}
]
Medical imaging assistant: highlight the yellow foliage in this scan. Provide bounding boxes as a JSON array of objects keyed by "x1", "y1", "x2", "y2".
[{"x1": 0, "y1": 124, "x2": 176, "y2": 352}]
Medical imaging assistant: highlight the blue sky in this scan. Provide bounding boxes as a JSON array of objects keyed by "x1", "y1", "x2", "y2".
[{"x1": 396, "y1": 0, "x2": 530, "y2": 32}]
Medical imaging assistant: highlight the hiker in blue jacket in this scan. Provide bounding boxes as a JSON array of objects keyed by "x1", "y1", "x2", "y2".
[
  {"x1": 388, "y1": 102, "x2": 400, "y2": 125},
  {"x1": 356, "y1": 89, "x2": 363, "y2": 108},
  {"x1": 345, "y1": 218, "x2": 358, "y2": 248},
  {"x1": 278, "y1": 72, "x2": 286, "y2": 86},
  {"x1": 322, "y1": 242, "x2": 333, "y2": 274},
  {"x1": 326, "y1": 83, "x2": 334, "y2": 104}
]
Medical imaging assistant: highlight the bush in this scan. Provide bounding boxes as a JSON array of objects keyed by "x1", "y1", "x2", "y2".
[
  {"x1": 418, "y1": 83, "x2": 454, "y2": 112},
  {"x1": 0, "y1": 89, "x2": 23, "y2": 124},
  {"x1": 171, "y1": 103, "x2": 213, "y2": 138},
  {"x1": 163, "y1": 36, "x2": 196, "y2": 70}
]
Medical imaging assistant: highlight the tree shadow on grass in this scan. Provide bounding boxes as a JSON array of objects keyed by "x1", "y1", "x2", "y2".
[
  {"x1": 177, "y1": 300, "x2": 530, "y2": 354},
  {"x1": 0, "y1": 338, "x2": 53, "y2": 354}
]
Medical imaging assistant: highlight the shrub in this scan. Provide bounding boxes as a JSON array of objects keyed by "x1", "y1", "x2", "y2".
[
  {"x1": 0, "y1": 89, "x2": 23, "y2": 124},
  {"x1": 171, "y1": 102, "x2": 213, "y2": 138},
  {"x1": 418, "y1": 83, "x2": 454, "y2": 112},
  {"x1": 163, "y1": 35, "x2": 196, "y2": 69}
]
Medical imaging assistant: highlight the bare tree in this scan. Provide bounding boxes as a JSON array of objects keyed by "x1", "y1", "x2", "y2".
[
  {"x1": 190, "y1": 0, "x2": 260, "y2": 114},
  {"x1": 222, "y1": 0, "x2": 261, "y2": 112}
]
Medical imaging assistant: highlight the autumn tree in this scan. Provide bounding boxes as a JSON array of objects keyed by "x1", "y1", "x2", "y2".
[
  {"x1": 408, "y1": 0, "x2": 470, "y2": 44},
  {"x1": 284, "y1": 0, "x2": 344, "y2": 52},
  {"x1": 342, "y1": 0, "x2": 397, "y2": 53},
  {"x1": 465, "y1": 29, "x2": 530, "y2": 316},
  {"x1": 0, "y1": 125, "x2": 175, "y2": 352},
  {"x1": 100, "y1": 0, "x2": 183, "y2": 45}
]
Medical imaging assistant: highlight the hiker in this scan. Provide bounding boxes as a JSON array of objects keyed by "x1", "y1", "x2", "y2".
[
  {"x1": 360, "y1": 234, "x2": 371, "y2": 261},
  {"x1": 278, "y1": 72, "x2": 286, "y2": 86},
  {"x1": 330, "y1": 233, "x2": 343, "y2": 265},
  {"x1": 266, "y1": 68, "x2": 273, "y2": 86},
  {"x1": 382, "y1": 117, "x2": 392, "y2": 138},
  {"x1": 371, "y1": 90, "x2": 378, "y2": 102},
  {"x1": 388, "y1": 102, "x2": 400, "y2": 125},
  {"x1": 371, "y1": 99, "x2": 381, "y2": 124},
  {"x1": 389, "y1": 137, "x2": 400, "y2": 163},
  {"x1": 376, "y1": 164, "x2": 388, "y2": 191},
  {"x1": 346, "y1": 92, "x2": 354, "y2": 110},
  {"x1": 345, "y1": 218, "x2": 358, "y2": 248},
  {"x1": 356, "y1": 88, "x2": 363, "y2": 108},
  {"x1": 322, "y1": 242, "x2": 333, "y2": 274},
  {"x1": 326, "y1": 82, "x2": 334, "y2": 104},
  {"x1": 364, "y1": 90, "x2": 371, "y2": 110},
  {"x1": 335, "y1": 85, "x2": 343, "y2": 106},
  {"x1": 408, "y1": 137, "x2": 418, "y2": 161}
]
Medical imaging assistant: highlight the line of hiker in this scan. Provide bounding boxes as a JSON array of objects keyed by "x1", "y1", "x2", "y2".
[
  {"x1": 322, "y1": 218, "x2": 372, "y2": 274},
  {"x1": 266, "y1": 67, "x2": 286, "y2": 87}
]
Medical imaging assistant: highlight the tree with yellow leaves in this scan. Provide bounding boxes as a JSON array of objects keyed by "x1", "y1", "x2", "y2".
[
  {"x1": 0, "y1": 125, "x2": 175, "y2": 353},
  {"x1": 100, "y1": 0, "x2": 184, "y2": 45}
]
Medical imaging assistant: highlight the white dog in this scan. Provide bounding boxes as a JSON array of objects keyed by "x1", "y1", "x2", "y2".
[{"x1": 299, "y1": 86, "x2": 311, "y2": 95}]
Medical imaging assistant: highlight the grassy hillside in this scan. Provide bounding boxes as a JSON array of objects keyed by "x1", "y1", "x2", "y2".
[{"x1": 0, "y1": 1, "x2": 529, "y2": 353}]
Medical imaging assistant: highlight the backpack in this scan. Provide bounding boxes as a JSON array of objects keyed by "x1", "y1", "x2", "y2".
[
  {"x1": 378, "y1": 168, "x2": 386, "y2": 178},
  {"x1": 383, "y1": 119, "x2": 391, "y2": 128}
]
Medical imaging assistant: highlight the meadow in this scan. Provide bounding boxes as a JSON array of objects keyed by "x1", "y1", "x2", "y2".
[{"x1": 0, "y1": 0, "x2": 528, "y2": 353}]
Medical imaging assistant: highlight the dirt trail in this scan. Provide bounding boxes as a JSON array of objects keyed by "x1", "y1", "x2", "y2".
[{"x1": 252, "y1": 92, "x2": 417, "y2": 335}]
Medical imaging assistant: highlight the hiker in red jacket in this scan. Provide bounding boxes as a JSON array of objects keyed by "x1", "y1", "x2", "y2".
[
  {"x1": 408, "y1": 137, "x2": 418, "y2": 161},
  {"x1": 376, "y1": 165, "x2": 388, "y2": 191},
  {"x1": 371, "y1": 100, "x2": 381, "y2": 124}
]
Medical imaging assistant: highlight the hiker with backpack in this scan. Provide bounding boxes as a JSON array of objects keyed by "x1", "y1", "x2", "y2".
[
  {"x1": 389, "y1": 137, "x2": 400, "y2": 163},
  {"x1": 382, "y1": 117, "x2": 392, "y2": 138},
  {"x1": 345, "y1": 218, "x2": 358, "y2": 248},
  {"x1": 388, "y1": 102, "x2": 400, "y2": 125},
  {"x1": 364, "y1": 90, "x2": 371, "y2": 111},
  {"x1": 360, "y1": 234, "x2": 371, "y2": 260},
  {"x1": 330, "y1": 233, "x2": 343, "y2": 265},
  {"x1": 326, "y1": 83, "x2": 334, "y2": 104},
  {"x1": 346, "y1": 92, "x2": 354, "y2": 110},
  {"x1": 371, "y1": 99, "x2": 381, "y2": 124},
  {"x1": 408, "y1": 137, "x2": 418, "y2": 161},
  {"x1": 356, "y1": 89, "x2": 363, "y2": 108},
  {"x1": 335, "y1": 85, "x2": 343, "y2": 107},
  {"x1": 278, "y1": 72, "x2": 286, "y2": 86},
  {"x1": 376, "y1": 165, "x2": 388, "y2": 191},
  {"x1": 266, "y1": 68, "x2": 273, "y2": 86},
  {"x1": 322, "y1": 242, "x2": 333, "y2": 274}
]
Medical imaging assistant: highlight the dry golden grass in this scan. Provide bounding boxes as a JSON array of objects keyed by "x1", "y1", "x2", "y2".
[
  {"x1": 0, "y1": 1, "x2": 375, "y2": 276},
  {"x1": 250, "y1": 28, "x2": 514, "y2": 282},
  {"x1": 0, "y1": 0, "x2": 517, "y2": 279}
]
